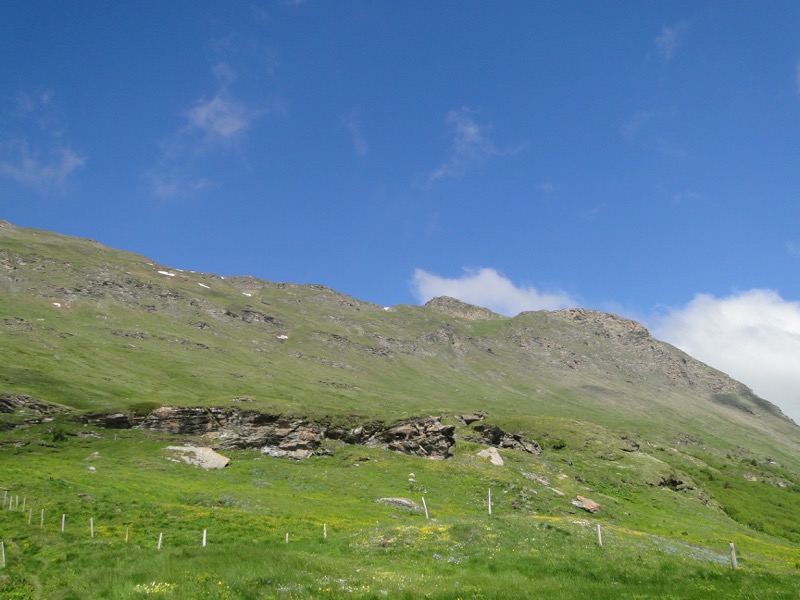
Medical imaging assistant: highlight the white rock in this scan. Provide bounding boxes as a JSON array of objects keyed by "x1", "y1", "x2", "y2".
[
  {"x1": 164, "y1": 446, "x2": 230, "y2": 469},
  {"x1": 477, "y1": 447, "x2": 504, "y2": 466}
]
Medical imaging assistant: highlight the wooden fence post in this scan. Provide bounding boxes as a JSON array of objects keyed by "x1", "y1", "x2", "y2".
[
  {"x1": 488, "y1": 489, "x2": 492, "y2": 516},
  {"x1": 61, "y1": 513, "x2": 66, "y2": 533},
  {"x1": 157, "y1": 532, "x2": 163, "y2": 550},
  {"x1": 1, "y1": 541, "x2": 5, "y2": 568},
  {"x1": 202, "y1": 529, "x2": 207, "y2": 548},
  {"x1": 729, "y1": 542, "x2": 738, "y2": 570},
  {"x1": 422, "y1": 497, "x2": 429, "y2": 520},
  {"x1": 90, "y1": 518, "x2": 94, "y2": 538},
  {"x1": 597, "y1": 524, "x2": 603, "y2": 547}
]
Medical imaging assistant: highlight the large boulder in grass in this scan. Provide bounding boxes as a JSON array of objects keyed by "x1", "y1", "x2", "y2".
[
  {"x1": 376, "y1": 497, "x2": 423, "y2": 511},
  {"x1": 165, "y1": 446, "x2": 230, "y2": 469},
  {"x1": 571, "y1": 495, "x2": 601, "y2": 513},
  {"x1": 476, "y1": 447, "x2": 504, "y2": 466}
]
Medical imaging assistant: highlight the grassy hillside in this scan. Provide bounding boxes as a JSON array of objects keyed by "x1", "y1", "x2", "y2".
[{"x1": 2, "y1": 221, "x2": 800, "y2": 598}]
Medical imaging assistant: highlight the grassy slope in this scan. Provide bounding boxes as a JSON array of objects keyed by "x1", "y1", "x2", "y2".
[{"x1": 2, "y1": 222, "x2": 800, "y2": 598}]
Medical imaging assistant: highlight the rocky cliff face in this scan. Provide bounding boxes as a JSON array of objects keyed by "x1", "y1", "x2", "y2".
[
  {"x1": 84, "y1": 406, "x2": 549, "y2": 461},
  {"x1": 104, "y1": 407, "x2": 460, "y2": 460}
]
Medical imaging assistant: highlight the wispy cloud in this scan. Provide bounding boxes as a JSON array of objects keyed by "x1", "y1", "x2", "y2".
[
  {"x1": 621, "y1": 110, "x2": 656, "y2": 141},
  {"x1": 147, "y1": 63, "x2": 265, "y2": 198},
  {"x1": 429, "y1": 107, "x2": 523, "y2": 182},
  {"x1": 410, "y1": 267, "x2": 577, "y2": 316},
  {"x1": 671, "y1": 191, "x2": 703, "y2": 204},
  {"x1": 186, "y1": 92, "x2": 253, "y2": 141},
  {"x1": 653, "y1": 289, "x2": 800, "y2": 423},
  {"x1": 786, "y1": 241, "x2": 800, "y2": 258},
  {"x1": 655, "y1": 22, "x2": 689, "y2": 62},
  {"x1": 0, "y1": 90, "x2": 85, "y2": 194},
  {"x1": 795, "y1": 60, "x2": 800, "y2": 97},
  {"x1": 341, "y1": 111, "x2": 369, "y2": 157}
]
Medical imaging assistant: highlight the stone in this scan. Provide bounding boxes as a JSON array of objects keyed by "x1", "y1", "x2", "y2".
[
  {"x1": 375, "y1": 497, "x2": 423, "y2": 511},
  {"x1": 381, "y1": 417, "x2": 456, "y2": 459},
  {"x1": 467, "y1": 424, "x2": 541, "y2": 455},
  {"x1": 457, "y1": 412, "x2": 486, "y2": 425},
  {"x1": 164, "y1": 446, "x2": 230, "y2": 469},
  {"x1": 477, "y1": 447, "x2": 504, "y2": 466},
  {"x1": 102, "y1": 413, "x2": 134, "y2": 428},
  {"x1": 571, "y1": 495, "x2": 600, "y2": 513}
]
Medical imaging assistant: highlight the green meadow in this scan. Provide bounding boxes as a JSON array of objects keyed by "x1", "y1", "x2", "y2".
[{"x1": 2, "y1": 417, "x2": 800, "y2": 599}]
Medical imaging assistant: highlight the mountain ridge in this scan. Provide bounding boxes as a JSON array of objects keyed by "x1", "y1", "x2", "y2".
[{"x1": 0, "y1": 220, "x2": 796, "y2": 452}]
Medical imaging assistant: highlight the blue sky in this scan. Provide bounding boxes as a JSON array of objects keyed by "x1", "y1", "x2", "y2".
[{"x1": 3, "y1": 1, "x2": 800, "y2": 421}]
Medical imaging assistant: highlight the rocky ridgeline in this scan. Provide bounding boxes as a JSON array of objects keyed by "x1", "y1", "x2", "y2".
[{"x1": 91, "y1": 406, "x2": 542, "y2": 461}]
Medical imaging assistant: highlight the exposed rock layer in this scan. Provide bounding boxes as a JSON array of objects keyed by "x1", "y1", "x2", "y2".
[{"x1": 110, "y1": 406, "x2": 459, "y2": 460}]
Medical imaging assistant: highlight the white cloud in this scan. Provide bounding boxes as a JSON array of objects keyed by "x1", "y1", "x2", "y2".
[
  {"x1": 429, "y1": 108, "x2": 522, "y2": 182},
  {"x1": 411, "y1": 267, "x2": 577, "y2": 316},
  {"x1": 653, "y1": 289, "x2": 800, "y2": 423},
  {"x1": 655, "y1": 22, "x2": 688, "y2": 62}
]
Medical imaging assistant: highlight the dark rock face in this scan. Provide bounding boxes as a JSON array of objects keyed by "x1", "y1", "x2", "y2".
[
  {"x1": 221, "y1": 417, "x2": 325, "y2": 460},
  {"x1": 94, "y1": 413, "x2": 135, "y2": 429},
  {"x1": 133, "y1": 407, "x2": 455, "y2": 459},
  {"x1": 467, "y1": 423, "x2": 541, "y2": 454},
  {"x1": 139, "y1": 406, "x2": 225, "y2": 434},
  {"x1": 380, "y1": 417, "x2": 456, "y2": 459},
  {"x1": 457, "y1": 413, "x2": 486, "y2": 425},
  {"x1": 0, "y1": 394, "x2": 65, "y2": 414}
]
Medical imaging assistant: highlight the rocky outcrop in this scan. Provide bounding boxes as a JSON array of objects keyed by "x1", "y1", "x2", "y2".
[
  {"x1": 139, "y1": 406, "x2": 226, "y2": 434},
  {"x1": 466, "y1": 423, "x2": 541, "y2": 455},
  {"x1": 0, "y1": 394, "x2": 66, "y2": 415},
  {"x1": 130, "y1": 407, "x2": 455, "y2": 460},
  {"x1": 424, "y1": 296, "x2": 501, "y2": 321},
  {"x1": 380, "y1": 417, "x2": 455, "y2": 459},
  {"x1": 457, "y1": 412, "x2": 486, "y2": 425}
]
